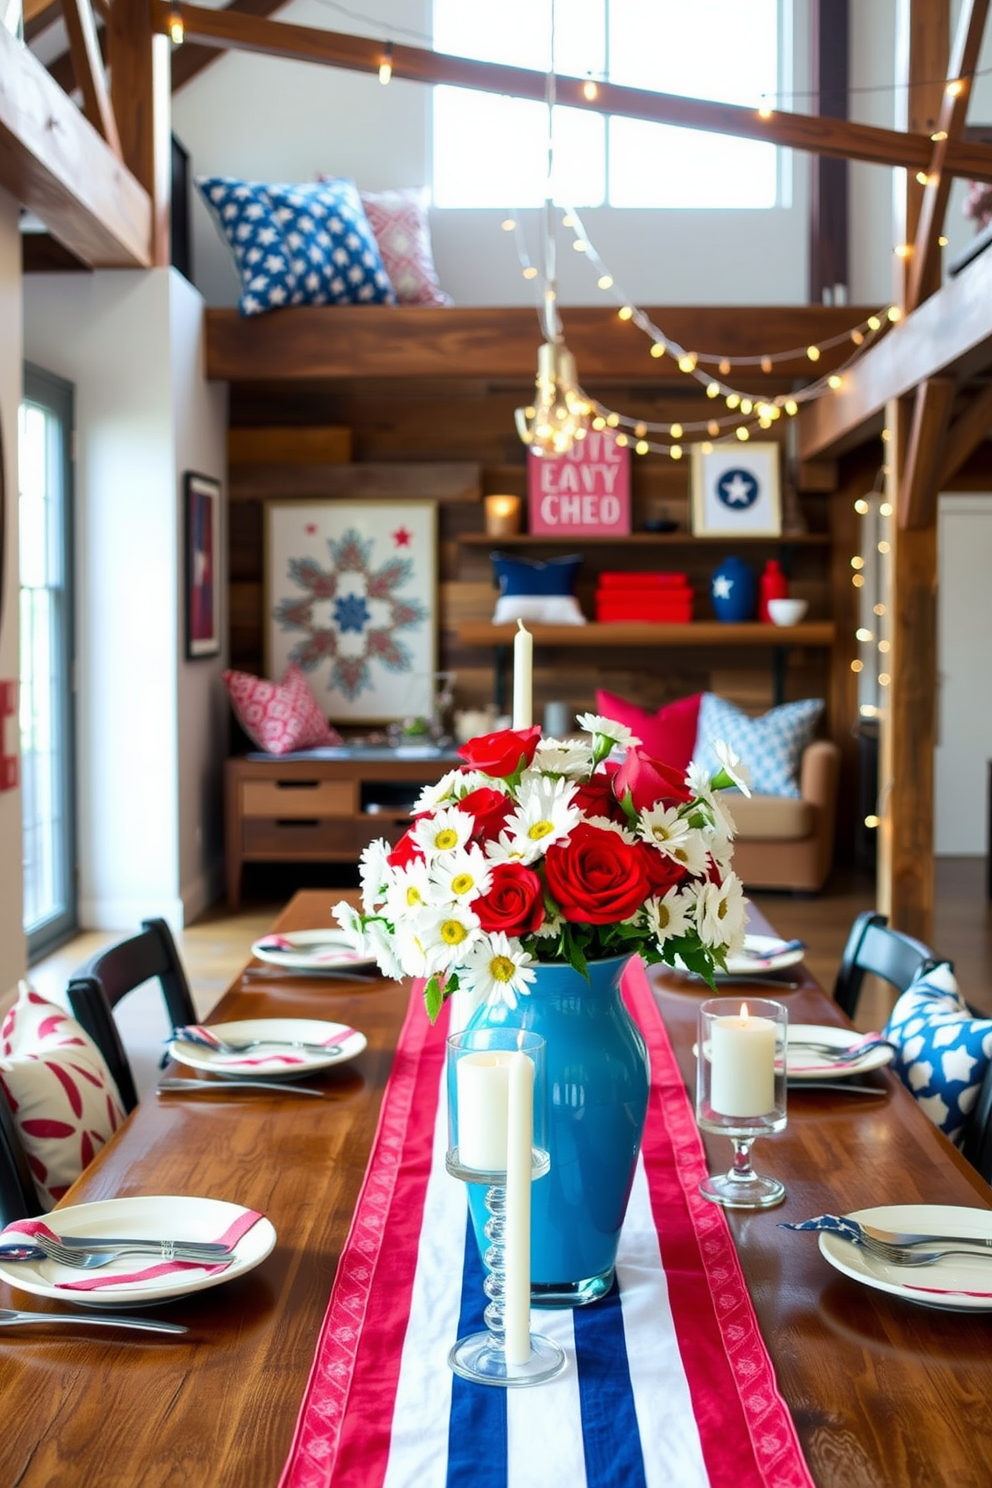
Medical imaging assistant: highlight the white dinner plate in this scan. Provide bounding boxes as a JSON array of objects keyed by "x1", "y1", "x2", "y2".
[
  {"x1": 250, "y1": 930, "x2": 377, "y2": 972},
  {"x1": 0, "y1": 1196, "x2": 276, "y2": 1308},
  {"x1": 819, "y1": 1204, "x2": 992, "y2": 1312},
  {"x1": 168, "y1": 1018, "x2": 367, "y2": 1077},
  {"x1": 723, "y1": 934, "x2": 806, "y2": 977},
  {"x1": 787, "y1": 1025, "x2": 895, "y2": 1079}
]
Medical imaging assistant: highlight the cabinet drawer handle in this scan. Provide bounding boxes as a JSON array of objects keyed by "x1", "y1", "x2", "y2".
[
  {"x1": 275, "y1": 818, "x2": 320, "y2": 828},
  {"x1": 274, "y1": 781, "x2": 319, "y2": 790}
]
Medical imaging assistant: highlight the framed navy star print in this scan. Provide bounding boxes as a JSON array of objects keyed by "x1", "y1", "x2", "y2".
[
  {"x1": 690, "y1": 442, "x2": 782, "y2": 537},
  {"x1": 264, "y1": 500, "x2": 437, "y2": 724}
]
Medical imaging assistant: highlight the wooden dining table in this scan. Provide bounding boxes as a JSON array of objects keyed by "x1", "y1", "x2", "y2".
[{"x1": 3, "y1": 889, "x2": 992, "y2": 1487}]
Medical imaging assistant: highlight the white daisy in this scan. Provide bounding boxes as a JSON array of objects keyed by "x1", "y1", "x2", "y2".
[
  {"x1": 411, "y1": 769, "x2": 465, "y2": 814},
  {"x1": 576, "y1": 712, "x2": 641, "y2": 751},
  {"x1": 460, "y1": 932, "x2": 536, "y2": 1009},
  {"x1": 410, "y1": 903, "x2": 483, "y2": 973},
  {"x1": 584, "y1": 814, "x2": 638, "y2": 843},
  {"x1": 358, "y1": 838, "x2": 391, "y2": 908},
  {"x1": 332, "y1": 898, "x2": 367, "y2": 946},
  {"x1": 637, "y1": 805, "x2": 709, "y2": 874},
  {"x1": 531, "y1": 738, "x2": 594, "y2": 778},
  {"x1": 361, "y1": 916, "x2": 406, "y2": 982},
  {"x1": 501, "y1": 776, "x2": 582, "y2": 864},
  {"x1": 694, "y1": 871, "x2": 748, "y2": 953},
  {"x1": 411, "y1": 805, "x2": 474, "y2": 859},
  {"x1": 384, "y1": 858, "x2": 435, "y2": 926},
  {"x1": 685, "y1": 761, "x2": 716, "y2": 803},
  {"x1": 430, "y1": 844, "x2": 493, "y2": 903},
  {"x1": 713, "y1": 741, "x2": 752, "y2": 797},
  {"x1": 643, "y1": 886, "x2": 693, "y2": 944}
]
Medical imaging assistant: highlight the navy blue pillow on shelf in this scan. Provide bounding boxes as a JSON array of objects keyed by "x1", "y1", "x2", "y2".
[
  {"x1": 195, "y1": 176, "x2": 396, "y2": 316},
  {"x1": 490, "y1": 553, "x2": 586, "y2": 625}
]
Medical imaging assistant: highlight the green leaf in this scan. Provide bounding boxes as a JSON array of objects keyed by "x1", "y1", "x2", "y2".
[{"x1": 423, "y1": 975, "x2": 445, "y2": 1024}]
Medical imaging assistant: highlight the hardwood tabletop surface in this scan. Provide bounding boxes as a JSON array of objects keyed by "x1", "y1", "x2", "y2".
[{"x1": 2, "y1": 889, "x2": 992, "y2": 1488}]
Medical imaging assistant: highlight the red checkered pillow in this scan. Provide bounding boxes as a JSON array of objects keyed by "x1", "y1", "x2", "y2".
[
  {"x1": 0, "y1": 983, "x2": 126, "y2": 1210},
  {"x1": 358, "y1": 187, "x2": 452, "y2": 307},
  {"x1": 224, "y1": 664, "x2": 343, "y2": 755}
]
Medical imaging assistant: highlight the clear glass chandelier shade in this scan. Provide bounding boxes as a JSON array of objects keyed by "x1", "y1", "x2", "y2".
[{"x1": 514, "y1": 342, "x2": 591, "y2": 457}]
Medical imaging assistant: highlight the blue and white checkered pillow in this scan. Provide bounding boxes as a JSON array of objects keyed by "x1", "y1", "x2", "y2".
[
  {"x1": 692, "y1": 693, "x2": 824, "y2": 798},
  {"x1": 195, "y1": 176, "x2": 396, "y2": 316},
  {"x1": 883, "y1": 963, "x2": 992, "y2": 1144}
]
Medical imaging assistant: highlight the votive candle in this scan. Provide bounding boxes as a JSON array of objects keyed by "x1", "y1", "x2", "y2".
[
  {"x1": 512, "y1": 620, "x2": 533, "y2": 729},
  {"x1": 485, "y1": 494, "x2": 522, "y2": 537},
  {"x1": 503, "y1": 1047, "x2": 534, "y2": 1366},
  {"x1": 709, "y1": 1002, "x2": 776, "y2": 1116}
]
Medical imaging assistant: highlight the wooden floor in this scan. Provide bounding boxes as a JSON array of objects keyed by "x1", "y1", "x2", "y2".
[{"x1": 27, "y1": 858, "x2": 992, "y2": 1031}]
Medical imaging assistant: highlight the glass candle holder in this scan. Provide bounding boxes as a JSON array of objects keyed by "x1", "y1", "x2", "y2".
[
  {"x1": 695, "y1": 997, "x2": 788, "y2": 1209},
  {"x1": 484, "y1": 494, "x2": 523, "y2": 537},
  {"x1": 445, "y1": 1027, "x2": 564, "y2": 1386}
]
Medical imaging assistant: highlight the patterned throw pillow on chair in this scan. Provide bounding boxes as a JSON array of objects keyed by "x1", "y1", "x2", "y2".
[
  {"x1": 692, "y1": 693, "x2": 824, "y2": 798},
  {"x1": 882, "y1": 962, "x2": 992, "y2": 1143},
  {"x1": 195, "y1": 176, "x2": 396, "y2": 316},
  {"x1": 0, "y1": 983, "x2": 126, "y2": 1210}
]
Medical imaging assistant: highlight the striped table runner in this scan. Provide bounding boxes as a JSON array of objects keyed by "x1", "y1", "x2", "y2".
[{"x1": 279, "y1": 962, "x2": 815, "y2": 1488}]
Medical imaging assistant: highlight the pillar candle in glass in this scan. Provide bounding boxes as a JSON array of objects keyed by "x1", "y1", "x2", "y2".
[
  {"x1": 485, "y1": 494, "x2": 523, "y2": 537},
  {"x1": 696, "y1": 997, "x2": 787, "y2": 1209}
]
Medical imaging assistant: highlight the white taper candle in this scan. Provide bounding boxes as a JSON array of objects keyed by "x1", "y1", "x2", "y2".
[
  {"x1": 512, "y1": 620, "x2": 533, "y2": 729},
  {"x1": 503, "y1": 1048, "x2": 534, "y2": 1366}
]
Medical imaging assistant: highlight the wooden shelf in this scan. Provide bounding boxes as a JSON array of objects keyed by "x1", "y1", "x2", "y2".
[
  {"x1": 458, "y1": 532, "x2": 831, "y2": 548},
  {"x1": 458, "y1": 621, "x2": 836, "y2": 647}
]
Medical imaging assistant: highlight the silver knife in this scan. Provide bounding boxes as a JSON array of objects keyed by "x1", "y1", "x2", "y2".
[
  {"x1": 157, "y1": 1078, "x2": 325, "y2": 1096},
  {"x1": 0, "y1": 1306, "x2": 187, "y2": 1334}
]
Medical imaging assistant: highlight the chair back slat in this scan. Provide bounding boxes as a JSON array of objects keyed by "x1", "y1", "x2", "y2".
[
  {"x1": 831, "y1": 910, "x2": 937, "y2": 1019},
  {"x1": 0, "y1": 1083, "x2": 39, "y2": 1223}
]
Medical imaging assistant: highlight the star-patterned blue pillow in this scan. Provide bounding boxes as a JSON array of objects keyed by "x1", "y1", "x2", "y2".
[
  {"x1": 692, "y1": 693, "x2": 823, "y2": 798},
  {"x1": 882, "y1": 963, "x2": 992, "y2": 1144},
  {"x1": 195, "y1": 176, "x2": 396, "y2": 316}
]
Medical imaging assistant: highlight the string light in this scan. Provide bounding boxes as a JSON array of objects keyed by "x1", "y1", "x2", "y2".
[
  {"x1": 378, "y1": 42, "x2": 393, "y2": 84},
  {"x1": 582, "y1": 77, "x2": 599, "y2": 100},
  {"x1": 168, "y1": 9, "x2": 185, "y2": 43}
]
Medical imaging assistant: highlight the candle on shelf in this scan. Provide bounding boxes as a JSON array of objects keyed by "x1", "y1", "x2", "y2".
[
  {"x1": 512, "y1": 619, "x2": 533, "y2": 729},
  {"x1": 503, "y1": 1044, "x2": 534, "y2": 1366},
  {"x1": 485, "y1": 494, "x2": 522, "y2": 537},
  {"x1": 709, "y1": 1002, "x2": 776, "y2": 1117},
  {"x1": 456, "y1": 1051, "x2": 511, "y2": 1170}
]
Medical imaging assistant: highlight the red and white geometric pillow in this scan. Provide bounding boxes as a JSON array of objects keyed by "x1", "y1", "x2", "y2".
[
  {"x1": 358, "y1": 187, "x2": 453, "y2": 307},
  {"x1": 0, "y1": 982, "x2": 126, "y2": 1211},
  {"x1": 223, "y1": 664, "x2": 344, "y2": 755}
]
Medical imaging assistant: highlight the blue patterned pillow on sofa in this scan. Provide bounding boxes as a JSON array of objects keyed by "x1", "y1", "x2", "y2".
[
  {"x1": 692, "y1": 693, "x2": 824, "y2": 798},
  {"x1": 195, "y1": 176, "x2": 396, "y2": 316},
  {"x1": 882, "y1": 962, "x2": 992, "y2": 1144}
]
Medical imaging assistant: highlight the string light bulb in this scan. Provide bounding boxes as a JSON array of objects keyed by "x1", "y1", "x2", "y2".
[
  {"x1": 515, "y1": 343, "x2": 591, "y2": 457},
  {"x1": 168, "y1": 9, "x2": 185, "y2": 43},
  {"x1": 378, "y1": 42, "x2": 393, "y2": 85},
  {"x1": 582, "y1": 77, "x2": 598, "y2": 101}
]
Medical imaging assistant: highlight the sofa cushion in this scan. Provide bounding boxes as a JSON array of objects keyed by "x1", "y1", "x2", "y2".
[
  {"x1": 195, "y1": 176, "x2": 396, "y2": 316},
  {"x1": 224, "y1": 665, "x2": 343, "y2": 755},
  {"x1": 723, "y1": 792, "x2": 813, "y2": 840},
  {"x1": 357, "y1": 187, "x2": 453, "y2": 306},
  {"x1": 882, "y1": 963, "x2": 992, "y2": 1144},
  {"x1": 490, "y1": 553, "x2": 586, "y2": 625},
  {"x1": 595, "y1": 690, "x2": 702, "y2": 772},
  {"x1": 693, "y1": 693, "x2": 824, "y2": 798},
  {"x1": 0, "y1": 982, "x2": 126, "y2": 1210}
]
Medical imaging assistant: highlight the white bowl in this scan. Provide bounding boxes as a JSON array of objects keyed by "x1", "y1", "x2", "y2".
[{"x1": 767, "y1": 597, "x2": 809, "y2": 626}]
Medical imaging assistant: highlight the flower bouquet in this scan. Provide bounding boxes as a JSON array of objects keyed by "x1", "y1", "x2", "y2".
[{"x1": 334, "y1": 715, "x2": 751, "y2": 1022}]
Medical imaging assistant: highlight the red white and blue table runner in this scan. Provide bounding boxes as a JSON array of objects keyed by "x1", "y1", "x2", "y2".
[{"x1": 279, "y1": 962, "x2": 815, "y2": 1488}]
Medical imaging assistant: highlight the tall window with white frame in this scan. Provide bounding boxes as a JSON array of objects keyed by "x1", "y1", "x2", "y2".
[
  {"x1": 432, "y1": 0, "x2": 786, "y2": 210},
  {"x1": 19, "y1": 366, "x2": 76, "y2": 959}
]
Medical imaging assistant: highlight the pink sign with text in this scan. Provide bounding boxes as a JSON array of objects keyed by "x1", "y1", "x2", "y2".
[{"x1": 527, "y1": 431, "x2": 631, "y2": 535}]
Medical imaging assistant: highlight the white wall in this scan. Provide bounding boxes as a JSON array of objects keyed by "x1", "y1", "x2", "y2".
[
  {"x1": 23, "y1": 268, "x2": 227, "y2": 931},
  {"x1": 0, "y1": 190, "x2": 25, "y2": 1001},
  {"x1": 935, "y1": 494, "x2": 992, "y2": 856}
]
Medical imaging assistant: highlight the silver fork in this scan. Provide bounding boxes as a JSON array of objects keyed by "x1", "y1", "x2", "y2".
[
  {"x1": 856, "y1": 1233, "x2": 992, "y2": 1267},
  {"x1": 0, "y1": 1307, "x2": 187, "y2": 1334},
  {"x1": 33, "y1": 1234, "x2": 235, "y2": 1269}
]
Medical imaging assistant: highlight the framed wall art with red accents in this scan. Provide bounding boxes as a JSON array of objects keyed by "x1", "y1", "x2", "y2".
[
  {"x1": 185, "y1": 472, "x2": 222, "y2": 659},
  {"x1": 263, "y1": 500, "x2": 437, "y2": 725}
]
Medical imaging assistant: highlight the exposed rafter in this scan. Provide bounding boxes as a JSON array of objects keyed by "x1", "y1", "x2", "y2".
[
  {"x1": 897, "y1": 376, "x2": 956, "y2": 528},
  {"x1": 59, "y1": 0, "x2": 121, "y2": 155},
  {"x1": 151, "y1": 2, "x2": 992, "y2": 182}
]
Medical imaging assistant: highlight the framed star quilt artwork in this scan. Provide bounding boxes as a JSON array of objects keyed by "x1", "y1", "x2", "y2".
[
  {"x1": 690, "y1": 442, "x2": 782, "y2": 537},
  {"x1": 264, "y1": 500, "x2": 437, "y2": 724}
]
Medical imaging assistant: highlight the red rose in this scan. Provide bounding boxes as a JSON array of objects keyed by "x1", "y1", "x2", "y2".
[
  {"x1": 473, "y1": 862, "x2": 545, "y2": 935},
  {"x1": 456, "y1": 786, "x2": 514, "y2": 841},
  {"x1": 613, "y1": 748, "x2": 691, "y2": 814},
  {"x1": 387, "y1": 829, "x2": 423, "y2": 869},
  {"x1": 640, "y1": 843, "x2": 689, "y2": 897},
  {"x1": 457, "y1": 726, "x2": 541, "y2": 778},
  {"x1": 543, "y1": 822, "x2": 649, "y2": 925},
  {"x1": 572, "y1": 763, "x2": 626, "y2": 823}
]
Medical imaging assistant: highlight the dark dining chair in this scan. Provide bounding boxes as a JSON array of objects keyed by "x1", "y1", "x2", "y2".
[
  {"x1": 831, "y1": 910, "x2": 940, "y2": 1020},
  {"x1": 0, "y1": 1082, "x2": 39, "y2": 1224},
  {"x1": 67, "y1": 918, "x2": 197, "y2": 1113}
]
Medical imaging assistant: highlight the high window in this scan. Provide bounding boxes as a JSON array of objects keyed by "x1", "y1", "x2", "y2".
[{"x1": 432, "y1": 0, "x2": 784, "y2": 210}]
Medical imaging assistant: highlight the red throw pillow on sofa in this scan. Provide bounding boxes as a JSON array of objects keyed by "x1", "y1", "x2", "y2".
[
  {"x1": 595, "y1": 689, "x2": 702, "y2": 772},
  {"x1": 224, "y1": 665, "x2": 343, "y2": 755}
]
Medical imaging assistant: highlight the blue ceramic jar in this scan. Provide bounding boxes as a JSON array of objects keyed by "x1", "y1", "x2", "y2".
[{"x1": 711, "y1": 556, "x2": 757, "y2": 622}]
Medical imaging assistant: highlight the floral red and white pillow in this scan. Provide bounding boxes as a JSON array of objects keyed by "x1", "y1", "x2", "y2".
[
  {"x1": 224, "y1": 664, "x2": 343, "y2": 755},
  {"x1": 0, "y1": 982, "x2": 126, "y2": 1211},
  {"x1": 358, "y1": 187, "x2": 453, "y2": 307}
]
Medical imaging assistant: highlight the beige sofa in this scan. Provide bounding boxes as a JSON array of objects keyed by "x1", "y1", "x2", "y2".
[{"x1": 725, "y1": 739, "x2": 841, "y2": 893}]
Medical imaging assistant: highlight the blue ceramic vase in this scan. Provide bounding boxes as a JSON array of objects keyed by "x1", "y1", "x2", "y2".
[
  {"x1": 711, "y1": 556, "x2": 757, "y2": 622},
  {"x1": 464, "y1": 955, "x2": 649, "y2": 1307}
]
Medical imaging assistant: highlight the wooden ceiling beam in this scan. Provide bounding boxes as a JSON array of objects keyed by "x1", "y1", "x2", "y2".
[
  {"x1": 906, "y1": 0, "x2": 991, "y2": 310},
  {"x1": 153, "y1": 2, "x2": 992, "y2": 182},
  {"x1": 0, "y1": 22, "x2": 150, "y2": 266},
  {"x1": 936, "y1": 379, "x2": 992, "y2": 486},
  {"x1": 798, "y1": 242, "x2": 992, "y2": 459},
  {"x1": 897, "y1": 376, "x2": 956, "y2": 528},
  {"x1": 171, "y1": 0, "x2": 287, "y2": 91},
  {"x1": 59, "y1": 0, "x2": 121, "y2": 156}
]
